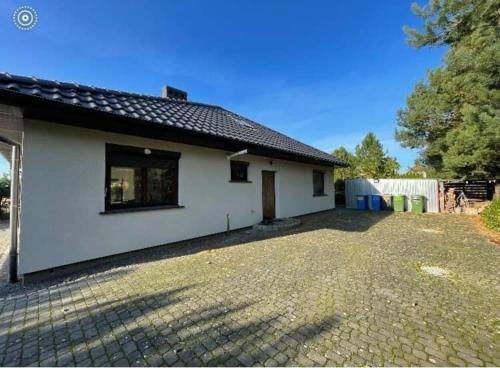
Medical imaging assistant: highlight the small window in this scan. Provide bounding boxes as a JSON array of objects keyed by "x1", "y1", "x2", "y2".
[
  {"x1": 106, "y1": 144, "x2": 180, "y2": 210},
  {"x1": 313, "y1": 170, "x2": 325, "y2": 196},
  {"x1": 230, "y1": 161, "x2": 249, "y2": 182}
]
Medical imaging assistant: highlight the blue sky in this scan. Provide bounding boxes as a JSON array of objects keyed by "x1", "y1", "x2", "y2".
[{"x1": 0, "y1": 0, "x2": 444, "y2": 174}]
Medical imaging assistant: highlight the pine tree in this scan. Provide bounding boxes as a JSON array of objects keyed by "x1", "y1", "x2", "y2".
[
  {"x1": 396, "y1": 0, "x2": 500, "y2": 178},
  {"x1": 355, "y1": 133, "x2": 400, "y2": 178}
]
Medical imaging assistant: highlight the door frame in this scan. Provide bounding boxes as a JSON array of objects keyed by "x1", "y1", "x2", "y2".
[{"x1": 261, "y1": 170, "x2": 276, "y2": 221}]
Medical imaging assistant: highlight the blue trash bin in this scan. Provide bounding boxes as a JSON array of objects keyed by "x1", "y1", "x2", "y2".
[
  {"x1": 356, "y1": 195, "x2": 368, "y2": 210},
  {"x1": 371, "y1": 195, "x2": 381, "y2": 211}
]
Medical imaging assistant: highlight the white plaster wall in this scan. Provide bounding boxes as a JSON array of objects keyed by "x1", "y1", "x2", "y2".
[{"x1": 19, "y1": 120, "x2": 335, "y2": 274}]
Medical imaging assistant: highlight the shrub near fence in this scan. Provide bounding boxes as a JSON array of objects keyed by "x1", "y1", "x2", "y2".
[{"x1": 481, "y1": 200, "x2": 500, "y2": 231}]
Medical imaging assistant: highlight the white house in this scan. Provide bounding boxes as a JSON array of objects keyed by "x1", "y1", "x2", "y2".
[{"x1": 0, "y1": 73, "x2": 345, "y2": 281}]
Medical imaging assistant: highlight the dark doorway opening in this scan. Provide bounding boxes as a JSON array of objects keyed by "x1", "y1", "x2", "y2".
[{"x1": 262, "y1": 171, "x2": 276, "y2": 221}]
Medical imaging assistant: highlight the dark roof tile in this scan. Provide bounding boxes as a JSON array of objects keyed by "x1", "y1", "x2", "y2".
[{"x1": 0, "y1": 72, "x2": 345, "y2": 166}]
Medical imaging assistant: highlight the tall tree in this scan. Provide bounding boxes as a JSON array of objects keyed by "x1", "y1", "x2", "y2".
[
  {"x1": 332, "y1": 146, "x2": 357, "y2": 180},
  {"x1": 354, "y1": 133, "x2": 400, "y2": 178},
  {"x1": 396, "y1": 0, "x2": 500, "y2": 178}
]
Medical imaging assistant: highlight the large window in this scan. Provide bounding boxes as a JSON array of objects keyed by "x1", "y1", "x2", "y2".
[
  {"x1": 313, "y1": 170, "x2": 325, "y2": 196},
  {"x1": 230, "y1": 161, "x2": 249, "y2": 182},
  {"x1": 105, "y1": 144, "x2": 180, "y2": 211}
]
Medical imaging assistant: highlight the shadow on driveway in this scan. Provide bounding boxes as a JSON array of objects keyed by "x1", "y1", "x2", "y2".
[{"x1": 0, "y1": 283, "x2": 342, "y2": 366}]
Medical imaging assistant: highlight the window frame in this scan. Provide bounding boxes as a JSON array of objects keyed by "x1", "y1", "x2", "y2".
[
  {"x1": 313, "y1": 170, "x2": 326, "y2": 196},
  {"x1": 105, "y1": 144, "x2": 181, "y2": 211},
  {"x1": 230, "y1": 160, "x2": 250, "y2": 183}
]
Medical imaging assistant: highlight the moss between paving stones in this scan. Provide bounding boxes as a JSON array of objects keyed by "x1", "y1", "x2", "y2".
[{"x1": 0, "y1": 209, "x2": 499, "y2": 366}]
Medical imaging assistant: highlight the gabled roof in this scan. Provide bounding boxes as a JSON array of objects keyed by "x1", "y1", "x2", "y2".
[{"x1": 0, "y1": 73, "x2": 345, "y2": 167}]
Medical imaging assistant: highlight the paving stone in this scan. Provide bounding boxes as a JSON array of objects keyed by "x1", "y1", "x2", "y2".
[
  {"x1": 93, "y1": 356, "x2": 110, "y2": 367},
  {"x1": 162, "y1": 351, "x2": 178, "y2": 365},
  {"x1": 112, "y1": 358, "x2": 129, "y2": 366},
  {"x1": 39, "y1": 357, "x2": 57, "y2": 366},
  {"x1": 457, "y1": 351, "x2": 485, "y2": 366},
  {"x1": 90, "y1": 345, "x2": 106, "y2": 360},
  {"x1": 0, "y1": 211, "x2": 498, "y2": 367},
  {"x1": 274, "y1": 352, "x2": 289, "y2": 365},
  {"x1": 237, "y1": 352, "x2": 254, "y2": 366},
  {"x1": 179, "y1": 349, "x2": 196, "y2": 363},
  {"x1": 412, "y1": 349, "x2": 427, "y2": 360},
  {"x1": 263, "y1": 357, "x2": 278, "y2": 366},
  {"x1": 307, "y1": 350, "x2": 327, "y2": 365},
  {"x1": 200, "y1": 352, "x2": 213, "y2": 364},
  {"x1": 75, "y1": 357, "x2": 92, "y2": 367},
  {"x1": 295, "y1": 353, "x2": 315, "y2": 366}
]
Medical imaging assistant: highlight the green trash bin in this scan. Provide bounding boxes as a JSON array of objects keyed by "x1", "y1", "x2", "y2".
[
  {"x1": 393, "y1": 195, "x2": 405, "y2": 212},
  {"x1": 411, "y1": 195, "x2": 424, "y2": 213}
]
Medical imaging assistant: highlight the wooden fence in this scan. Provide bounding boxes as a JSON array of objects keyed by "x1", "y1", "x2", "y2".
[{"x1": 441, "y1": 180, "x2": 496, "y2": 201}]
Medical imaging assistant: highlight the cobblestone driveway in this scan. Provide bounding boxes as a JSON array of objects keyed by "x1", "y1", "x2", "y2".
[{"x1": 0, "y1": 210, "x2": 499, "y2": 366}]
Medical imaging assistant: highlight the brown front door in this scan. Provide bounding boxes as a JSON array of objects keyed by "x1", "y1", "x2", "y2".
[{"x1": 262, "y1": 171, "x2": 276, "y2": 221}]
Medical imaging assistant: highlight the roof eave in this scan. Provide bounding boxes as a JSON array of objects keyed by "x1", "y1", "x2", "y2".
[{"x1": 0, "y1": 90, "x2": 339, "y2": 168}]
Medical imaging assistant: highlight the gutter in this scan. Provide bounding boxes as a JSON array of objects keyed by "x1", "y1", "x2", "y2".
[{"x1": 0, "y1": 90, "x2": 345, "y2": 168}]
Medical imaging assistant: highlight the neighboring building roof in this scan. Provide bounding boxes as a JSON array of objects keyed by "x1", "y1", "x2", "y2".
[{"x1": 0, "y1": 73, "x2": 345, "y2": 167}]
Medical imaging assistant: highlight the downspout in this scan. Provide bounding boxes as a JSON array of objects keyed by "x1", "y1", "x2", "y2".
[
  {"x1": 9, "y1": 145, "x2": 20, "y2": 283},
  {"x1": 332, "y1": 165, "x2": 335, "y2": 208}
]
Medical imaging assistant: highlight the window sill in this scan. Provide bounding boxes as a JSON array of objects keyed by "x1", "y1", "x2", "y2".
[
  {"x1": 100, "y1": 205, "x2": 185, "y2": 215},
  {"x1": 229, "y1": 180, "x2": 253, "y2": 183},
  {"x1": 313, "y1": 194, "x2": 328, "y2": 197}
]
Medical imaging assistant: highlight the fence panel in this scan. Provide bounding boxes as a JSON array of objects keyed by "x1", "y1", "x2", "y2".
[
  {"x1": 442, "y1": 180, "x2": 496, "y2": 201},
  {"x1": 345, "y1": 179, "x2": 439, "y2": 213}
]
